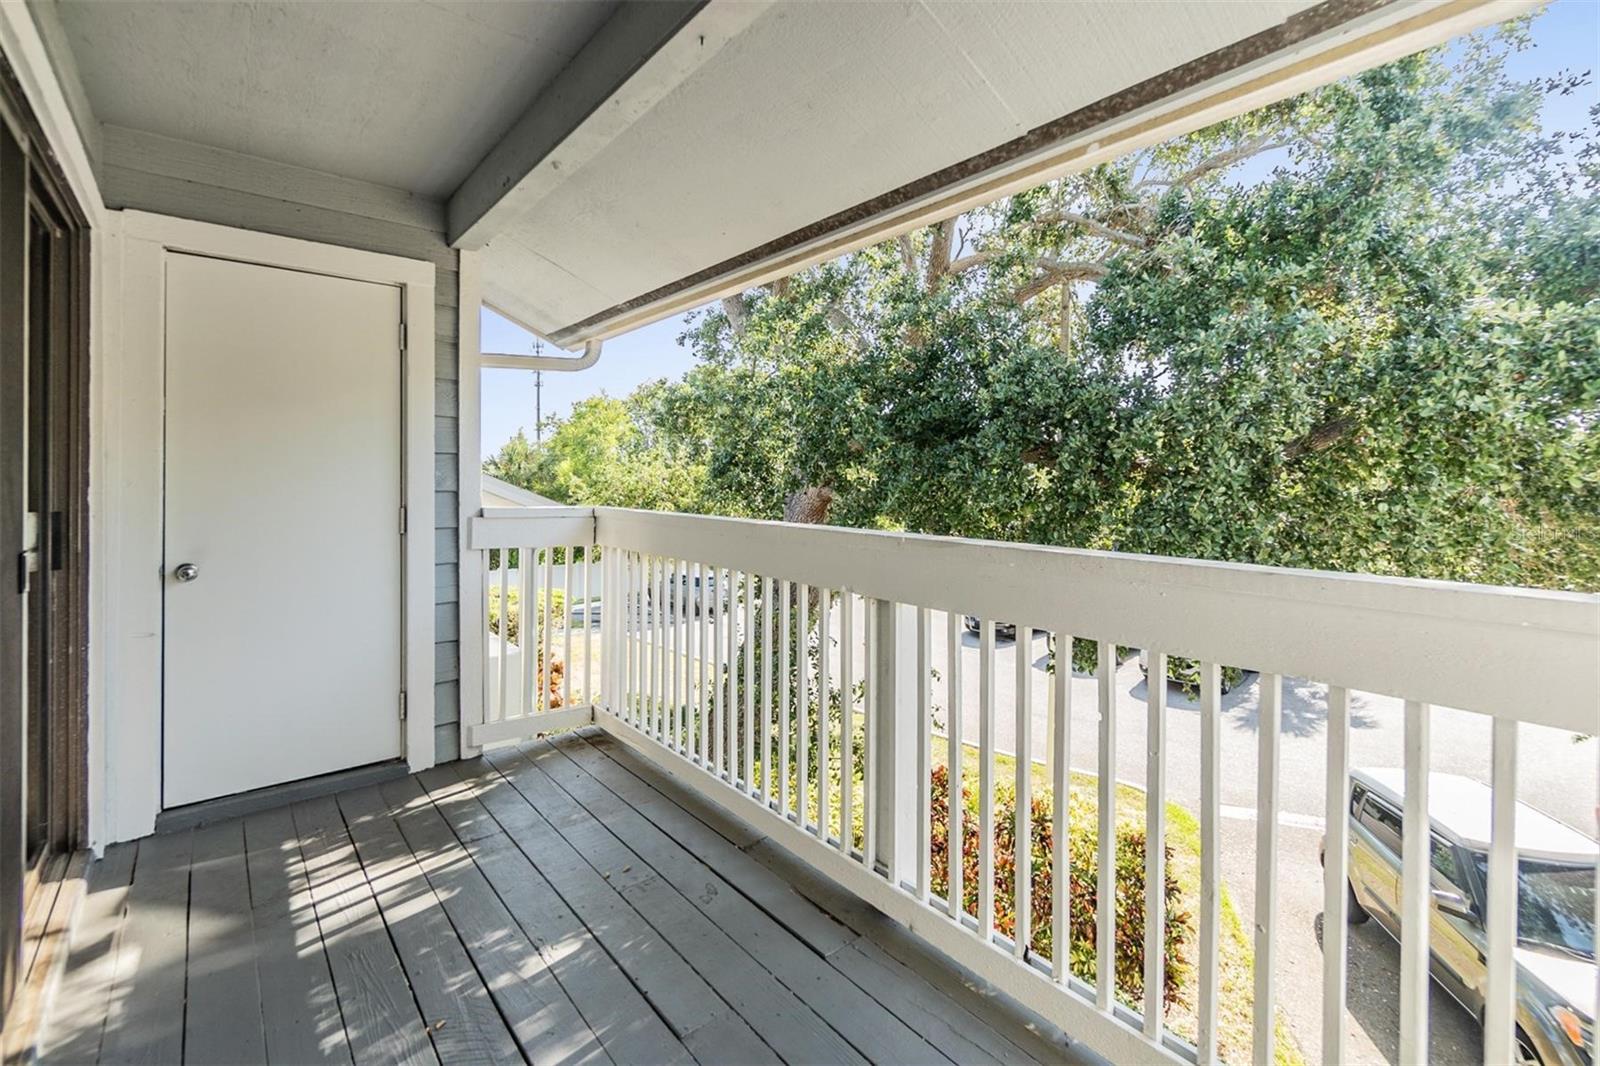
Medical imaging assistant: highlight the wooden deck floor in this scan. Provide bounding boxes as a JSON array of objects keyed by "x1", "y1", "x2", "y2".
[{"x1": 40, "y1": 729, "x2": 1092, "y2": 1065}]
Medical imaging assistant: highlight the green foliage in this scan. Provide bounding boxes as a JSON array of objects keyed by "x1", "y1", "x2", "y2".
[
  {"x1": 484, "y1": 393, "x2": 707, "y2": 510},
  {"x1": 485, "y1": 584, "x2": 565, "y2": 647},
  {"x1": 929, "y1": 765, "x2": 1190, "y2": 1008},
  {"x1": 497, "y1": 22, "x2": 1598, "y2": 592}
]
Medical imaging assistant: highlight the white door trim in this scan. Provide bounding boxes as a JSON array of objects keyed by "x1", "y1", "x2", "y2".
[
  {"x1": 104, "y1": 210, "x2": 435, "y2": 843},
  {"x1": 455, "y1": 250, "x2": 484, "y2": 758}
]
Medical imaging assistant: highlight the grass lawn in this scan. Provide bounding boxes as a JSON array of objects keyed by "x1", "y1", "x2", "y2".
[{"x1": 932, "y1": 736, "x2": 1304, "y2": 1066}]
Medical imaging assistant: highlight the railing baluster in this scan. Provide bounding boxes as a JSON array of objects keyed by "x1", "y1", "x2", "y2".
[
  {"x1": 697, "y1": 561, "x2": 708, "y2": 761},
  {"x1": 496, "y1": 555, "x2": 509, "y2": 723},
  {"x1": 761, "y1": 576, "x2": 774, "y2": 804},
  {"x1": 656, "y1": 557, "x2": 668, "y2": 739},
  {"x1": 1399, "y1": 699, "x2": 1431, "y2": 1066},
  {"x1": 1198, "y1": 660, "x2": 1221, "y2": 1063},
  {"x1": 628, "y1": 552, "x2": 640, "y2": 726},
  {"x1": 1322, "y1": 685, "x2": 1350, "y2": 1066},
  {"x1": 1051, "y1": 633, "x2": 1071, "y2": 983},
  {"x1": 916, "y1": 607, "x2": 932, "y2": 903},
  {"x1": 863, "y1": 598, "x2": 877, "y2": 866},
  {"x1": 726, "y1": 568, "x2": 738, "y2": 781},
  {"x1": 600, "y1": 549, "x2": 612, "y2": 714},
  {"x1": 840, "y1": 591, "x2": 855, "y2": 853},
  {"x1": 818, "y1": 588, "x2": 832, "y2": 839},
  {"x1": 733, "y1": 570, "x2": 744, "y2": 785},
  {"x1": 1143, "y1": 651, "x2": 1167, "y2": 1040},
  {"x1": 523, "y1": 549, "x2": 538, "y2": 720},
  {"x1": 798, "y1": 584, "x2": 812, "y2": 829},
  {"x1": 1015, "y1": 621, "x2": 1032, "y2": 960},
  {"x1": 713, "y1": 567, "x2": 725, "y2": 775},
  {"x1": 668, "y1": 558, "x2": 680, "y2": 750},
  {"x1": 979, "y1": 618, "x2": 996, "y2": 943},
  {"x1": 542, "y1": 547, "x2": 554, "y2": 715},
  {"x1": 584, "y1": 548, "x2": 594, "y2": 707},
  {"x1": 562, "y1": 550, "x2": 573, "y2": 709},
  {"x1": 947, "y1": 610, "x2": 964, "y2": 922},
  {"x1": 1095, "y1": 639, "x2": 1116, "y2": 1012},
  {"x1": 778, "y1": 580, "x2": 792, "y2": 814},
  {"x1": 641, "y1": 555, "x2": 653, "y2": 734},
  {"x1": 658, "y1": 557, "x2": 670, "y2": 741},
  {"x1": 744, "y1": 572, "x2": 755, "y2": 795},
  {"x1": 678, "y1": 560, "x2": 689, "y2": 752},
  {"x1": 1484, "y1": 715, "x2": 1519, "y2": 1064},
  {"x1": 1253, "y1": 672, "x2": 1283, "y2": 1066}
]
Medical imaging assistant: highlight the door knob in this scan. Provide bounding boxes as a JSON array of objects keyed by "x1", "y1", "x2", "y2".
[{"x1": 173, "y1": 562, "x2": 200, "y2": 583}]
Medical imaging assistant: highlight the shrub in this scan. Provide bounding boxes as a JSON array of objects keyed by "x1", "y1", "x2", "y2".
[
  {"x1": 485, "y1": 585, "x2": 566, "y2": 707},
  {"x1": 929, "y1": 764, "x2": 1190, "y2": 1008},
  {"x1": 486, "y1": 585, "x2": 566, "y2": 646}
]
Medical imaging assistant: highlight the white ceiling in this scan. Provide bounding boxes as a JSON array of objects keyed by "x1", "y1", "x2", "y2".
[
  {"x1": 481, "y1": 0, "x2": 1320, "y2": 339},
  {"x1": 52, "y1": 0, "x2": 618, "y2": 198}
]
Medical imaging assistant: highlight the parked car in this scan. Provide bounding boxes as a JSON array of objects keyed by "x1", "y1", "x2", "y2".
[
  {"x1": 1136, "y1": 649, "x2": 1247, "y2": 694},
  {"x1": 962, "y1": 616, "x2": 1043, "y2": 643},
  {"x1": 1323, "y1": 768, "x2": 1596, "y2": 1065}
]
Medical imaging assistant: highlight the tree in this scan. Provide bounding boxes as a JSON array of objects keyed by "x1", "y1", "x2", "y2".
[
  {"x1": 483, "y1": 392, "x2": 707, "y2": 511},
  {"x1": 511, "y1": 19, "x2": 1599, "y2": 590}
]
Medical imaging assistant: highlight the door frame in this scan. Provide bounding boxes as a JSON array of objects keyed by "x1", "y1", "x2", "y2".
[{"x1": 106, "y1": 211, "x2": 435, "y2": 842}]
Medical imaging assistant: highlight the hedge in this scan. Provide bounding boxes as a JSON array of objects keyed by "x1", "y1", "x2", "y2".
[{"x1": 929, "y1": 764, "x2": 1191, "y2": 1008}]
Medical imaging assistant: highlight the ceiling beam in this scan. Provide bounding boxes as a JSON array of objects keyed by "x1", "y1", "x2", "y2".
[{"x1": 447, "y1": 0, "x2": 767, "y2": 250}]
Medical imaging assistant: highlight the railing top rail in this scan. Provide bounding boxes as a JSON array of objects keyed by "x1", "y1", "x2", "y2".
[
  {"x1": 592, "y1": 507, "x2": 1599, "y2": 732},
  {"x1": 470, "y1": 506, "x2": 596, "y2": 549}
]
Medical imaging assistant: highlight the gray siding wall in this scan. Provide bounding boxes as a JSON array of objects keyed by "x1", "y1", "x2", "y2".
[{"x1": 100, "y1": 126, "x2": 465, "y2": 763}]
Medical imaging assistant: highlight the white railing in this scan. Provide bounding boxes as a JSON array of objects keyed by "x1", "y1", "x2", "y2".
[
  {"x1": 470, "y1": 505, "x2": 1600, "y2": 1066},
  {"x1": 466, "y1": 506, "x2": 600, "y2": 747}
]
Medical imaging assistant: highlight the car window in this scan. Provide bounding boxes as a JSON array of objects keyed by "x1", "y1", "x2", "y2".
[
  {"x1": 1430, "y1": 835, "x2": 1469, "y2": 894},
  {"x1": 1349, "y1": 783, "x2": 1366, "y2": 819},
  {"x1": 1359, "y1": 796, "x2": 1403, "y2": 856}
]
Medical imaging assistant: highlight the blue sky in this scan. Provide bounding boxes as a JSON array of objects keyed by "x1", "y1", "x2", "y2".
[{"x1": 480, "y1": 0, "x2": 1598, "y2": 456}]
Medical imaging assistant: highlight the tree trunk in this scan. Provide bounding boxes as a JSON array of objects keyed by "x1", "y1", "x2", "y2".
[{"x1": 783, "y1": 485, "x2": 835, "y2": 525}]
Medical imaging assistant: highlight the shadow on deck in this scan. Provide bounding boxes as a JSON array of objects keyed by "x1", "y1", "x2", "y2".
[{"x1": 40, "y1": 728, "x2": 1098, "y2": 1065}]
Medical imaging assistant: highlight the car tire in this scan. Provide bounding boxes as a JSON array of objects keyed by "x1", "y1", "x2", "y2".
[{"x1": 1346, "y1": 880, "x2": 1370, "y2": 925}]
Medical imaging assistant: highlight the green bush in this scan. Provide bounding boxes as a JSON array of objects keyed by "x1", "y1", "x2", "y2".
[
  {"x1": 929, "y1": 764, "x2": 1190, "y2": 1008},
  {"x1": 485, "y1": 585, "x2": 566, "y2": 646},
  {"x1": 1056, "y1": 638, "x2": 1245, "y2": 694}
]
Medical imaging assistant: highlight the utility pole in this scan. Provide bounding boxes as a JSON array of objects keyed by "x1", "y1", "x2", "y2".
[
  {"x1": 532, "y1": 336, "x2": 545, "y2": 443},
  {"x1": 534, "y1": 371, "x2": 543, "y2": 443}
]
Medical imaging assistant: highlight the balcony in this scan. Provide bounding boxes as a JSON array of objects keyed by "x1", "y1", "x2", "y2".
[{"x1": 41, "y1": 506, "x2": 1597, "y2": 1065}]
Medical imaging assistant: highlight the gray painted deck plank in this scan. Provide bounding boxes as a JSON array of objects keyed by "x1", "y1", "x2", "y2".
[
  {"x1": 185, "y1": 819, "x2": 267, "y2": 1065},
  {"x1": 334, "y1": 784, "x2": 522, "y2": 1065},
  {"x1": 459, "y1": 753, "x2": 773, "y2": 1063},
  {"x1": 242, "y1": 806, "x2": 353, "y2": 1065},
  {"x1": 415, "y1": 763, "x2": 501, "y2": 843},
  {"x1": 574, "y1": 733, "x2": 1063, "y2": 1065},
  {"x1": 741, "y1": 838, "x2": 1082, "y2": 1065},
  {"x1": 488, "y1": 744, "x2": 870, "y2": 1066},
  {"x1": 418, "y1": 766, "x2": 694, "y2": 1066},
  {"x1": 40, "y1": 842, "x2": 135, "y2": 1065},
  {"x1": 372, "y1": 775, "x2": 613, "y2": 1066},
  {"x1": 45, "y1": 732, "x2": 1095, "y2": 1065},
  {"x1": 97, "y1": 831, "x2": 190, "y2": 1066},
  {"x1": 290, "y1": 797, "x2": 439, "y2": 1066},
  {"x1": 530, "y1": 738, "x2": 950, "y2": 1065},
  {"x1": 559, "y1": 735, "x2": 857, "y2": 953}
]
